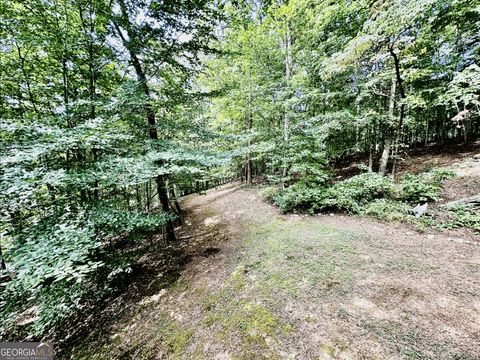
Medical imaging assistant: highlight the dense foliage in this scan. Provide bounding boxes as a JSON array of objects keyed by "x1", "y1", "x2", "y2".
[
  {"x1": 203, "y1": 0, "x2": 479, "y2": 219},
  {"x1": 1, "y1": 0, "x2": 479, "y2": 341},
  {"x1": 0, "y1": 0, "x2": 225, "y2": 339},
  {"x1": 211, "y1": 0, "x2": 478, "y2": 179},
  {"x1": 268, "y1": 169, "x2": 455, "y2": 213}
]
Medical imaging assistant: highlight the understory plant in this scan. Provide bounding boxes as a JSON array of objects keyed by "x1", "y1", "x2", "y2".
[
  {"x1": 271, "y1": 168, "x2": 461, "y2": 228},
  {"x1": 439, "y1": 205, "x2": 480, "y2": 233}
]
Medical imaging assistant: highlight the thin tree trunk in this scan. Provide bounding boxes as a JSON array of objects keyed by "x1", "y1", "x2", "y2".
[
  {"x1": 367, "y1": 125, "x2": 373, "y2": 171},
  {"x1": 378, "y1": 137, "x2": 392, "y2": 176},
  {"x1": 282, "y1": 20, "x2": 292, "y2": 187},
  {"x1": 14, "y1": 43, "x2": 39, "y2": 114},
  {"x1": 246, "y1": 113, "x2": 253, "y2": 185},
  {"x1": 61, "y1": 57, "x2": 70, "y2": 127},
  {"x1": 113, "y1": 2, "x2": 176, "y2": 241},
  {"x1": 125, "y1": 187, "x2": 131, "y2": 211},
  {"x1": 390, "y1": 48, "x2": 406, "y2": 178},
  {"x1": 136, "y1": 185, "x2": 142, "y2": 211},
  {"x1": 425, "y1": 118, "x2": 429, "y2": 146},
  {"x1": 146, "y1": 180, "x2": 151, "y2": 211},
  {"x1": 172, "y1": 184, "x2": 182, "y2": 215},
  {"x1": 0, "y1": 243, "x2": 6, "y2": 271}
]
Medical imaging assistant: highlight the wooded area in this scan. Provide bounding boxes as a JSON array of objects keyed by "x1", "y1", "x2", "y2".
[{"x1": 0, "y1": 0, "x2": 479, "y2": 352}]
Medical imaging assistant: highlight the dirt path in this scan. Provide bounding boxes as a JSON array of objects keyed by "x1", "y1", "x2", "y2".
[{"x1": 72, "y1": 183, "x2": 480, "y2": 359}]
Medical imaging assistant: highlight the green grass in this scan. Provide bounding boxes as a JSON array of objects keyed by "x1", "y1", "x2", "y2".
[
  {"x1": 237, "y1": 217, "x2": 368, "y2": 299},
  {"x1": 362, "y1": 318, "x2": 477, "y2": 360}
]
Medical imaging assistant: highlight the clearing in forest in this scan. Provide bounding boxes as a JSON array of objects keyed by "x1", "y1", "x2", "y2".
[{"x1": 71, "y1": 183, "x2": 480, "y2": 359}]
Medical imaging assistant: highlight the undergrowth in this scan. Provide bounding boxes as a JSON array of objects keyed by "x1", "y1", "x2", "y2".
[{"x1": 263, "y1": 168, "x2": 479, "y2": 233}]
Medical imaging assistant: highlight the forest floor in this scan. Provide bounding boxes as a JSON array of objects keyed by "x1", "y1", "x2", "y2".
[{"x1": 68, "y1": 176, "x2": 480, "y2": 359}]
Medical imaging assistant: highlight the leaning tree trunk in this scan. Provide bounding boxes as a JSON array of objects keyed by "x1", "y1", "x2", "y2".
[
  {"x1": 113, "y1": 2, "x2": 176, "y2": 241},
  {"x1": 378, "y1": 137, "x2": 392, "y2": 176}
]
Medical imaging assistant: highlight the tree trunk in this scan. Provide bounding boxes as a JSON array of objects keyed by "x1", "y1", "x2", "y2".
[
  {"x1": 367, "y1": 125, "x2": 373, "y2": 171},
  {"x1": 246, "y1": 113, "x2": 253, "y2": 185},
  {"x1": 282, "y1": 20, "x2": 292, "y2": 187},
  {"x1": 146, "y1": 180, "x2": 151, "y2": 211},
  {"x1": 14, "y1": 42, "x2": 39, "y2": 114},
  {"x1": 379, "y1": 76, "x2": 397, "y2": 176},
  {"x1": 378, "y1": 137, "x2": 392, "y2": 176},
  {"x1": 113, "y1": 2, "x2": 176, "y2": 241},
  {"x1": 390, "y1": 48, "x2": 406, "y2": 178},
  {"x1": 0, "y1": 243, "x2": 6, "y2": 271},
  {"x1": 425, "y1": 118, "x2": 429, "y2": 146},
  {"x1": 135, "y1": 185, "x2": 142, "y2": 211},
  {"x1": 156, "y1": 175, "x2": 175, "y2": 241},
  {"x1": 172, "y1": 184, "x2": 182, "y2": 216}
]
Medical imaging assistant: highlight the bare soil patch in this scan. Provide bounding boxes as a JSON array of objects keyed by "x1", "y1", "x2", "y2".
[{"x1": 395, "y1": 141, "x2": 480, "y2": 178}]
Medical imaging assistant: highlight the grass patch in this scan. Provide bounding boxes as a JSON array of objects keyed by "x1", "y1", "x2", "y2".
[
  {"x1": 438, "y1": 205, "x2": 480, "y2": 233},
  {"x1": 239, "y1": 218, "x2": 367, "y2": 298},
  {"x1": 199, "y1": 264, "x2": 294, "y2": 356},
  {"x1": 362, "y1": 319, "x2": 476, "y2": 359},
  {"x1": 161, "y1": 322, "x2": 194, "y2": 357}
]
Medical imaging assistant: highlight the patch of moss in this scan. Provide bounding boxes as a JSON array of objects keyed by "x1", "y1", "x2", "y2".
[
  {"x1": 161, "y1": 322, "x2": 194, "y2": 357},
  {"x1": 200, "y1": 270, "x2": 293, "y2": 354},
  {"x1": 239, "y1": 218, "x2": 365, "y2": 300},
  {"x1": 217, "y1": 300, "x2": 293, "y2": 352},
  {"x1": 202, "y1": 293, "x2": 219, "y2": 311},
  {"x1": 320, "y1": 344, "x2": 336, "y2": 356},
  {"x1": 229, "y1": 266, "x2": 247, "y2": 291}
]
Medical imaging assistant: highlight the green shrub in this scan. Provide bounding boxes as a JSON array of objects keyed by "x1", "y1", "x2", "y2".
[
  {"x1": 431, "y1": 168, "x2": 456, "y2": 181},
  {"x1": 90, "y1": 207, "x2": 170, "y2": 236},
  {"x1": 273, "y1": 183, "x2": 326, "y2": 213},
  {"x1": 0, "y1": 216, "x2": 102, "y2": 337},
  {"x1": 272, "y1": 168, "x2": 462, "y2": 235},
  {"x1": 400, "y1": 174, "x2": 440, "y2": 203},
  {"x1": 363, "y1": 199, "x2": 410, "y2": 222},
  {"x1": 0, "y1": 206, "x2": 170, "y2": 339},
  {"x1": 273, "y1": 172, "x2": 395, "y2": 214},
  {"x1": 259, "y1": 185, "x2": 279, "y2": 203},
  {"x1": 321, "y1": 172, "x2": 396, "y2": 213},
  {"x1": 400, "y1": 169, "x2": 455, "y2": 203},
  {"x1": 439, "y1": 205, "x2": 480, "y2": 233}
]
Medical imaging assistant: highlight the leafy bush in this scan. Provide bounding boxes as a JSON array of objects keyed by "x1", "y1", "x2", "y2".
[
  {"x1": 363, "y1": 199, "x2": 410, "y2": 222},
  {"x1": 0, "y1": 215, "x2": 102, "y2": 337},
  {"x1": 271, "y1": 167, "x2": 468, "y2": 236},
  {"x1": 321, "y1": 172, "x2": 396, "y2": 213},
  {"x1": 273, "y1": 183, "x2": 326, "y2": 213},
  {"x1": 259, "y1": 185, "x2": 279, "y2": 203},
  {"x1": 273, "y1": 172, "x2": 395, "y2": 214},
  {"x1": 400, "y1": 168, "x2": 455, "y2": 203},
  {"x1": 90, "y1": 207, "x2": 170, "y2": 236},
  {"x1": 400, "y1": 174, "x2": 440, "y2": 203},
  {"x1": 0, "y1": 206, "x2": 170, "y2": 339}
]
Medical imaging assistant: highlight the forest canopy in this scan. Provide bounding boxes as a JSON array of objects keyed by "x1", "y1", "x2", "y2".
[{"x1": 1, "y1": 0, "x2": 479, "y2": 341}]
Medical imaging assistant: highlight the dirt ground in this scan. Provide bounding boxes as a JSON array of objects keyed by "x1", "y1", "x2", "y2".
[
  {"x1": 335, "y1": 141, "x2": 480, "y2": 184},
  {"x1": 395, "y1": 141, "x2": 480, "y2": 178},
  {"x1": 68, "y1": 182, "x2": 480, "y2": 360}
]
